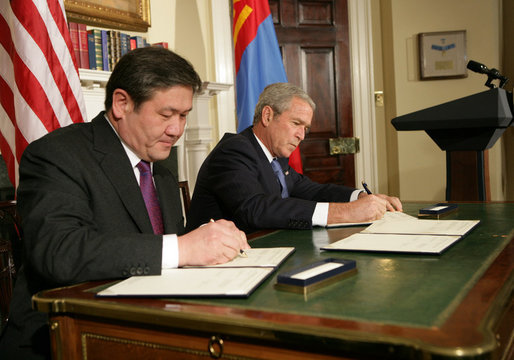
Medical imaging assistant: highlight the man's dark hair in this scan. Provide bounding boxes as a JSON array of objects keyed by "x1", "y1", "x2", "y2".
[{"x1": 105, "y1": 47, "x2": 202, "y2": 111}]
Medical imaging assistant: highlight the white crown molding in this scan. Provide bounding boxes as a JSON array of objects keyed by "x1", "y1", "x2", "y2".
[{"x1": 210, "y1": 0, "x2": 237, "y2": 140}]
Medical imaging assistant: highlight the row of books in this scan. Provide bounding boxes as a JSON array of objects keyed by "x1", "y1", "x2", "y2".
[{"x1": 68, "y1": 22, "x2": 168, "y2": 72}]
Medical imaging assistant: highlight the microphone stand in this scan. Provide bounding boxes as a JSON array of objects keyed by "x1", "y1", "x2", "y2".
[{"x1": 484, "y1": 71, "x2": 508, "y2": 89}]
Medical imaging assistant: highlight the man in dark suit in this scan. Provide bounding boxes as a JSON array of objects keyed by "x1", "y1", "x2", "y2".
[
  {"x1": 0, "y1": 47, "x2": 248, "y2": 359},
  {"x1": 186, "y1": 82, "x2": 402, "y2": 234}
]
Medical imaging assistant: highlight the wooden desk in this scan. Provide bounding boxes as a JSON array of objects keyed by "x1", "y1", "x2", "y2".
[{"x1": 33, "y1": 203, "x2": 514, "y2": 359}]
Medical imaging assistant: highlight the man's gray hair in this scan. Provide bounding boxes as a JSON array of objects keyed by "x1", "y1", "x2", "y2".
[{"x1": 253, "y1": 82, "x2": 316, "y2": 125}]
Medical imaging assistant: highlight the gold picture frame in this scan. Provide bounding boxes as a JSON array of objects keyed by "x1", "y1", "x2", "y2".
[
  {"x1": 418, "y1": 30, "x2": 467, "y2": 80},
  {"x1": 64, "y1": 0, "x2": 151, "y2": 32}
]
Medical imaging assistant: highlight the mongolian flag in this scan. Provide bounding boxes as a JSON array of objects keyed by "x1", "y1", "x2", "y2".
[
  {"x1": 233, "y1": 0, "x2": 303, "y2": 173},
  {"x1": 0, "y1": 0, "x2": 86, "y2": 188}
]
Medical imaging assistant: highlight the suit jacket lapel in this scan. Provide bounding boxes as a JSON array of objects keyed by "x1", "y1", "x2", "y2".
[
  {"x1": 91, "y1": 113, "x2": 153, "y2": 234},
  {"x1": 241, "y1": 127, "x2": 283, "y2": 195}
]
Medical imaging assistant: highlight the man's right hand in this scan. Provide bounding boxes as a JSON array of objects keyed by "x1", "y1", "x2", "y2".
[
  {"x1": 327, "y1": 195, "x2": 388, "y2": 224},
  {"x1": 177, "y1": 219, "x2": 250, "y2": 266}
]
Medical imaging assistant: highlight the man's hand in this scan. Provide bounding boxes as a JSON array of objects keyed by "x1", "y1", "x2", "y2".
[
  {"x1": 177, "y1": 219, "x2": 250, "y2": 266},
  {"x1": 357, "y1": 192, "x2": 403, "y2": 212},
  {"x1": 374, "y1": 193, "x2": 402, "y2": 212},
  {"x1": 328, "y1": 193, "x2": 402, "y2": 224}
]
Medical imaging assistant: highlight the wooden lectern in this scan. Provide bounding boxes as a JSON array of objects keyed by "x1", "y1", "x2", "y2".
[{"x1": 392, "y1": 88, "x2": 513, "y2": 201}]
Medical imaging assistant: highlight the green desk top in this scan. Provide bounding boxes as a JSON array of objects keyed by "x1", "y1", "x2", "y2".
[
  {"x1": 34, "y1": 202, "x2": 513, "y2": 359},
  {"x1": 184, "y1": 202, "x2": 513, "y2": 329}
]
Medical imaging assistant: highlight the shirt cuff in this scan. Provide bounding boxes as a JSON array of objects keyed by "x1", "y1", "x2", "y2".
[
  {"x1": 312, "y1": 202, "x2": 329, "y2": 227},
  {"x1": 314, "y1": 190, "x2": 363, "y2": 226},
  {"x1": 162, "y1": 234, "x2": 179, "y2": 269},
  {"x1": 350, "y1": 189, "x2": 364, "y2": 202}
]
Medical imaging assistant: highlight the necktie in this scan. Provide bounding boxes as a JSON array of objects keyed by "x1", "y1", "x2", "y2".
[
  {"x1": 136, "y1": 160, "x2": 164, "y2": 234},
  {"x1": 271, "y1": 159, "x2": 289, "y2": 198}
]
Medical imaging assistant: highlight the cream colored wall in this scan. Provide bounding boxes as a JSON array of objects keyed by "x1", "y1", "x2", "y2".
[
  {"x1": 386, "y1": 0, "x2": 503, "y2": 201},
  {"x1": 146, "y1": 0, "x2": 175, "y2": 49},
  {"x1": 173, "y1": 0, "x2": 215, "y2": 81},
  {"x1": 146, "y1": 0, "x2": 214, "y2": 83},
  {"x1": 146, "y1": 0, "x2": 223, "y2": 152}
]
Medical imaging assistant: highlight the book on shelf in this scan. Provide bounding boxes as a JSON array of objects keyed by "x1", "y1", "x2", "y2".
[
  {"x1": 129, "y1": 37, "x2": 137, "y2": 50},
  {"x1": 68, "y1": 22, "x2": 80, "y2": 68},
  {"x1": 120, "y1": 33, "x2": 130, "y2": 56},
  {"x1": 152, "y1": 42, "x2": 168, "y2": 48},
  {"x1": 107, "y1": 30, "x2": 117, "y2": 71},
  {"x1": 100, "y1": 30, "x2": 109, "y2": 71},
  {"x1": 87, "y1": 32, "x2": 96, "y2": 70},
  {"x1": 77, "y1": 23, "x2": 89, "y2": 69},
  {"x1": 87, "y1": 29, "x2": 104, "y2": 70},
  {"x1": 69, "y1": 22, "x2": 166, "y2": 72},
  {"x1": 87, "y1": 29, "x2": 103, "y2": 71},
  {"x1": 131, "y1": 36, "x2": 148, "y2": 49}
]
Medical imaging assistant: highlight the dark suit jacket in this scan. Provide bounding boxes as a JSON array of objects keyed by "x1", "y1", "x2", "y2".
[
  {"x1": 0, "y1": 112, "x2": 184, "y2": 359},
  {"x1": 186, "y1": 127, "x2": 356, "y2": 233}
]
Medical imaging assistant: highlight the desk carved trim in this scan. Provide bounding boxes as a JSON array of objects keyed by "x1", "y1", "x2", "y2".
[{"x1": 34, "y1": 203, "x2": 514, "y2": 360}]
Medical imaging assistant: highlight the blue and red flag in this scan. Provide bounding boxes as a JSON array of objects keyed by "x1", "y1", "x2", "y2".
[{"x1": 233, "y1": 0, "x2": 303, "y2": 173}]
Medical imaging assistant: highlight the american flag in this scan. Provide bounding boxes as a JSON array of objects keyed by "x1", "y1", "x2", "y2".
[{"x1": 0, "y1": 0, "x2": 86, "y2": 188}]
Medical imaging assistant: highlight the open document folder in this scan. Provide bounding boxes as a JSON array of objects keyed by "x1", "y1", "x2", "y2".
[
  {"x1": 322, "y1": 214, "x2": 480, "y2": 255},
  {"x1": 97, "y1": 247, "x2": 295, "y2": 298}
]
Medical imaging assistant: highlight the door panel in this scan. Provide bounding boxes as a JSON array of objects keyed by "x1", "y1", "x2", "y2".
[{"x1": 270, "y1": 0, "x2": 355, "y2": 187}]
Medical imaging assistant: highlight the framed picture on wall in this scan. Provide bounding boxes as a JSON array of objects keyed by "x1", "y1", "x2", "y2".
[
  {"x1": 64, "y1": 0, "x2": 151, "y2": 32},
  {"x1": 418, "y1": 30, "x2": 467, "y2": 80}
]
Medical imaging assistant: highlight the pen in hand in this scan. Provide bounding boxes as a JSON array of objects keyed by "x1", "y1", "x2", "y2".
[
  {"x1": 210, "y1": 219, "x2": 248, "y2": 258},
  {"x1": 361, "y1": 180, "x2": 372, "y2": 195}
]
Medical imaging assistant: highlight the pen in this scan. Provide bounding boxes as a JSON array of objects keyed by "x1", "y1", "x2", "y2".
[
  {"x1": 210, "y1": 219, "x2": 248, "y2": 257},
  {"x1": 361, "y1": 180, "x2": 372, "y2": 195}
]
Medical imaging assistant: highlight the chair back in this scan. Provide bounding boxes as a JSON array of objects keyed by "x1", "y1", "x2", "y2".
[
  {"x1": 178, "y1": 181, "x2": 191, "y2": 217},
  {"x1": 0, "y1": 201, "x2": 21, "y2": 329}
]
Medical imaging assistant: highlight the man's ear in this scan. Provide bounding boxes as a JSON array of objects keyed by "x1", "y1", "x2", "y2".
[
  {"x1": 111, "y1": 89, "x2": 131, "y2": 119},
  {"x1": 261, "y1": 105, "x2": 273, "y2": 127}
]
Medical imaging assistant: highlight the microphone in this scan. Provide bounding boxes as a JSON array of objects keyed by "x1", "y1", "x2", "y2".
[
  {"x1": 467, "y1": 60, "x2": 508, "y2": 88},
  {"x1": 467, "y1": 60, "x2": 502, "y2": 78}
]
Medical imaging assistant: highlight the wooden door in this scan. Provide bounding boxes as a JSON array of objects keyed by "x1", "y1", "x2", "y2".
[{"x1": 270, "y1": 0, "x2": 355, "y2": 186}]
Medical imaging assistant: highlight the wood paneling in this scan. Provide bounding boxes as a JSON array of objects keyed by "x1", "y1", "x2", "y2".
[{"x1": 272, "y1": 0, "x2": 355, "y2": 186}]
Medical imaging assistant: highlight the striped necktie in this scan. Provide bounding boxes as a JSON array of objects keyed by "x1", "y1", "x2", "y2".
[{"x1": 271, "y1": 158, "x2": 289, "y2": 198}]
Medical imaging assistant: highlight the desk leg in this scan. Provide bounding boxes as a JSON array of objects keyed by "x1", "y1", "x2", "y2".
[{"x1": 49, "y1": 317, "x2": 82, "y2": 360}]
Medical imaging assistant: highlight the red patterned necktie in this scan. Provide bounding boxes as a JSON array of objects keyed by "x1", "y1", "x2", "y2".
[{"x1": 136, "y1": 160, "x2": 164, "y2": 234}]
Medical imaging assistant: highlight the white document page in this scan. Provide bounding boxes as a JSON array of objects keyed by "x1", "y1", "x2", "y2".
[
  {"x1": 322, "y1": 233, "x2": 462, "y2": 254},
  {"x1": 196, "y1": 247, "x2": 295, "y2": 268},
  {"x1": 97, "y1": 267, "x2": 274, "y2": 297},
  {"x1": 362, "y1": 219, "x2": 480, "y2": 236},
  {"x1": 326, "y1": 211, "x2": 416, "y2": 228}
]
